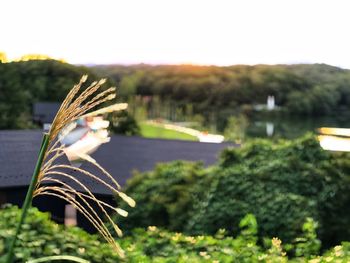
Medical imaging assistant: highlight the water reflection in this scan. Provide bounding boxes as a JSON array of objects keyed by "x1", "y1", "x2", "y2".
[
  {"x1": 127, "y1": 95, "x2": 350, "y2": 141},
  {"x1": 245, "y1": 113, "x2": 350, "y2": 139},
  {"x1": 266, "y1": 122, "x2": 274, "y2": 137}
]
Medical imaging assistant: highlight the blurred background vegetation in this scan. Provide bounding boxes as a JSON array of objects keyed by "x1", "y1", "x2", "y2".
[
  {"x1": 2, "y1": 59, "x2": 350, "y2": 261},
  {"x1": 2, "y1": 60, "x2": 350, "y2": 140}
]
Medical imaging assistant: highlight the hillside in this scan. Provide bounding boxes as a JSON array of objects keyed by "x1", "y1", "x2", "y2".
[{"x1": 92, "y1": 63, "x2": 350, "y2": 116}]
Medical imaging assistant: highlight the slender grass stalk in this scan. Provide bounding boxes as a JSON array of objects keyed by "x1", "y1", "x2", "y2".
[
  {"x1": 26, "y1": 255, "x2": 90, "y2": 263},
  {"x1": 6, "y1": 134, "x2": 50, "y2": 263}
]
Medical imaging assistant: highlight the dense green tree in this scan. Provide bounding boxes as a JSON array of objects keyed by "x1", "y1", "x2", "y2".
[
  {"x1": 189, "y1": 135, "x2": 350, "y2": 246},
  {"x1": 223, "y1": 114, "x2": 248, "y2": 142},
  {"x1": 0, "y1": 60, "x2": 109, "y2": 129},
  {"x1": 108, "y1": 110, "x2": 140, "y2": 136},
  {"x1": 118, "y1": 161, "x2": 206, "y2": 232}
]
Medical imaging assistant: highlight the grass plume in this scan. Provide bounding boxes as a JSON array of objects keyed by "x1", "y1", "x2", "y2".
[{"x1": 6, "y1": 76, "x2": 134, "y2": 262}]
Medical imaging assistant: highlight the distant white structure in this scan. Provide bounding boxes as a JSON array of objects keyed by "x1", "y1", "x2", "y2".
[
  {"x1": 267, "y1": 95, "x2": 275, "y2": 110},
  {"x1": 266, "y1": 122, "x2": 274, "y2": 137}
]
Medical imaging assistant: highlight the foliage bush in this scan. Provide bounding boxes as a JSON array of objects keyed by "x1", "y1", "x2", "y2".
[
  {"x1": 2, "y1": 205, "x2": 350, "y2": 262},
  {"x1": 118, "y1": 161, "x2": 207, "y2": 232},
  {"x1": 196, "y1": 134, "x2": 350, "y2": 246},
  {"x1": 119, "y1": 134, "x2": 350, "y2": 248},
  {"x1": 0, "y1": 205, "x2": 120, "y2": 262}
]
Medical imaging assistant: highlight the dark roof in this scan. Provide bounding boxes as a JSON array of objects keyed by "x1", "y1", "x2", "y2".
[
  {"x1": 0, "y1": 131, "x2": 236, "y2": 195},
  {"x1": 33, "y1": 102, "x2": 61, "y2": 123},
  {"x1": 77, "y1": 135, "x2": 236, "y2": 195},
  {"x1": 0, "y1": 130, "x2": 72, "y2": 189},
  {"x1": 0, "y1": 130, "x2": 45, "y2": 188}
]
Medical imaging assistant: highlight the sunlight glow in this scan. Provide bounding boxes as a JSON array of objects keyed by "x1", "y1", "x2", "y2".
[{"x1": 2, "y1": 0, "x2": 350, "y2": 67}]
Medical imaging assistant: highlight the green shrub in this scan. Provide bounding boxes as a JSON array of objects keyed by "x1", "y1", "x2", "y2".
[
  {"x1": 188, "y1": 134, "x2": 350, "y2": 245},
  {"x1": 317, "y1": 242, "x2": 350, "y2": 263},
  {"x1": 120, "y1": 134, "x2": 350, "y2": 247},
  {"x1": 120, "y1": 215, "x2": 344, "y2": 262},
  {"x1": 194, "y1": 134, "x2": 350, "y2": 245},
  {"x1": 123, "y1": 215, "x2": 263, "y2": 263},
  {"x1": 118, "y1": 161, "x2": 206, "y2": 232},
  {"x1": 293, "y1": 218, "x2": 321, "y2": 258},
  {"x1": 0, "y1": 205, "x2": 120, "y2": 262},
  {"x1": 2, "y1": 205, "x2": 350, "y2": 262}
]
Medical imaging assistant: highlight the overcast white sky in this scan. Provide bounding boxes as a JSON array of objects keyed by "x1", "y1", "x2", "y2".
[{"x1": 2, "y1": 0, "x2": 350, "y2": 68}]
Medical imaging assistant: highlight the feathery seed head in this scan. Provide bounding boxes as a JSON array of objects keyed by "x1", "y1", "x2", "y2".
[{"x1": 32, "y1": 76, "x2": 135, "y2": 258}]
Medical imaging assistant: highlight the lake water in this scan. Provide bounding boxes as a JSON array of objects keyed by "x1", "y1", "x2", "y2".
[
  {"x1": 130, "y1": 98, "x2": 350, "y2": 140},
  {"x1": 245, "y1": 114, "x2": 350, "y2": 139}
]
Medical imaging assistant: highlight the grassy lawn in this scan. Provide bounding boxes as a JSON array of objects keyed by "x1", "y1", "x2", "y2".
[{"x1": 140, "y1": 123, "x2": 198, "y2": 141}]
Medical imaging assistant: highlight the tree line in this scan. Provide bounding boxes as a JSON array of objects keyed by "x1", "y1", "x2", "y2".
[
  {"x1": 93, "y1": 63, "x2": 350, "y2": 116},
  {"x1": 2, "y1": 60, "x2": 350, "y2": 129}
]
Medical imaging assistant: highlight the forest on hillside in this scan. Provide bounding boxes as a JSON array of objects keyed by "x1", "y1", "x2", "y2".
[
  {"x1": 2, "y1": 60, "x2": 350, "y2": 132},
  {"x1": 93, "y1": 63, "x2": 350, "y2": 117}
]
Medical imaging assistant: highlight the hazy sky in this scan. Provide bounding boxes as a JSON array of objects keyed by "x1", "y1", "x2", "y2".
[{"x1": 2, "y1": 0, "x2": 350, "y2": 68}]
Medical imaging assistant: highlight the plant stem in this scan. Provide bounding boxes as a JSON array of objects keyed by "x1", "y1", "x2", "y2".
[
  {"x1": 6, "y1": 134, "x2": 50, "y2": 263},
  {"x1": 26, "y1": 255, "x2": 90, "y2": 263}
]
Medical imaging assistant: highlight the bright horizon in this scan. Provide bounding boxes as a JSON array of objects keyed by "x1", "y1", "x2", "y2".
[{"x1": 2, "y1": 0, "x2": 350, "y2": 68}]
